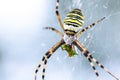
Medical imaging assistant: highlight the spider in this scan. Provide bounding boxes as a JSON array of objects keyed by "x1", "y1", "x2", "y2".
[{"x1": 34, "y1": 0, "x2": 119, "y2": 80}]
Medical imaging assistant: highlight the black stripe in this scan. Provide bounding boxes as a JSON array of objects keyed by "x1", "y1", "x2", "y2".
[
  {"x1": 81, "y1": 29, "x2": 85, "y2": 32},
  {"x1": 96, "y1": 72, "x2": 99, "y2": 76},
  {"x1": 92, "y1": 23, "x2": 95, "y2": 26},
  {"x1": 56, "y1": 11, "x2": 59, "y2": 15},
  {"x1": 47, "y1": 54, "x2": 51, "y2": 59},
  {"x1": 69, "y1": 9, "x2": 83, "y2": 16},
  {"x1": 65, "y1": 22, "x2": 80, "y2": 27},
  {"x1": 56, "y1": 6, "x2": 58, "y2": 9},
  {"x1": 45, "y1": 51, "x2": 49, "y2": 56},
  {"x1": 56, "y1": 0, "x2": 59, "y2": 15},
  {"x1": 100, "y1": 65, "x2": 104, "y2": 68},
  {"x1": 42, "y1": 75, "x2": 44, "y2": 79},
  {"x1": 44, "y1": 60, "x2": 47, "y2": 64},
  {"x1": 84, "y1": 50, "x2": 89, "y2": 57},
  {"x1": 35, "y1": 69, "x2": 38, "y2": 73},
  {"x1": 96, "y1": 61, "x2": 99, "y2": 64},
  {"x1": 38, "y1": 64, "x2": 41, "y2": 68},
  {"x1": 92, "y1": 66, "x2": 96, "y2": 70},
  {"x1": 42, "y1": 56, "x2": 45, "y2": 61},
  {"x1": 51, "y1": 27, "x2": 55, "y2": 30},
  {"x1": 86, "y1": 27, "x2": 89, "y2": 29},
  {"x1": 64, "y1": 29, "x2": 76, "y2": 33},
  {"x1": 89, "y1": 55, "x2": 93, "y2": 59},
  {"x1": 43, "y1": 68, "x2": 45, "y2": 72},
  {"x1": 88, "y1": 58, "x2": 91, "y2": 62}
]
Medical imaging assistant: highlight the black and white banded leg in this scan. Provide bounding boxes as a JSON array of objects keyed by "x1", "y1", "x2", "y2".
[
  {"x1": 56, "y1": 0, "x2": 65, "y2": 32},
  {"x1": 35, "y1": 39, "x2": 65, "y2": 80},
  {"x1": 73, "y1": 40, "x2": 101, "y2": 80},
  {"x1": 76, "y1": 17, "x2": 105, "y2": 38},
  {"x1": 35, "y1": 56, "x2": 45, "y2": 80},
  {"x1": 41, "y1": 50, "x2": 54, "y2": 80},
  {"x1": 88, "y1": 57, "x2": 101, "y2": 80},
  {"x1": 42, "y1": 58, "x2": 47, "y2": 80},
  {"x1": 73, "y1": 40, "x2": 119, "y2": 80},
  {"x1": 43, "y1": 27, "x2": 63, "y2": 36},
  {"x1": 90, "y1": 55, "x2": 119, "y2": 80}
]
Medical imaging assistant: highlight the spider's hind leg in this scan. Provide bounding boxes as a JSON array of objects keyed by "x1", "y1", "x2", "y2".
[
  {"x1": 73, "y1": 40, "x2": 119, "y2": 80},
  {"x1": 35, "y1": 56, "x2": 45, "y2": 80},
  {"x1": 35, "y1": 51, "x2": 51, "y2": 80},
  {"x1": 90, "y1": 56, "x2": 119, "y2": 80},
  {"x1": 41, "y1": 50, "x2": 53, "y2": 80},
  {"x1": 88, "y1": 57, "x2": 101, "y2": 80},
  {"x1": 73, "y1": 40, "x2": 101, "y2": 80},
  {"x1": 35, "y1": 39, "x2": 65, "y2": 80}
]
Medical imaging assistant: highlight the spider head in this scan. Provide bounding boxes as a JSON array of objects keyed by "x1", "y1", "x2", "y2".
[{"x1": 64, "y1": 9, "x2": 84, "y2": 35}]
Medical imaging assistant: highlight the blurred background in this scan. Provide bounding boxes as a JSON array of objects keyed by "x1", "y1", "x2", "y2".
[{"x1": 0, "y1": 0, "x2": 120, "y2": 80}]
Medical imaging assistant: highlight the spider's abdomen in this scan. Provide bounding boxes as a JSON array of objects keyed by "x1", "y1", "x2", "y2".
[{"x1": 64, "y1": 9, "x2": 84, "y2": 35}]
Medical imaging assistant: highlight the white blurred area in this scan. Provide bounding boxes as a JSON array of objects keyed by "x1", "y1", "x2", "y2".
[
  {"x1": 0, "y1": 0, "x2": 120, "y2": 80},
  {"x1": 0, "y1": 0, "x2": 51, "y2": 80},
  {"x1": 0, "y1": 0, "x2": 48, "y2": 35}
]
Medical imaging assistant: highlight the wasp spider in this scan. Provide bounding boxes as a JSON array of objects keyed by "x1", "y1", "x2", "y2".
[{"x1": 35, "y1": 0, "x2": 119, "y2": 80}]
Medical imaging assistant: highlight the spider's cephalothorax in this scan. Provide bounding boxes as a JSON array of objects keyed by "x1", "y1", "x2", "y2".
[
  {"x1": 64, "y1": 9, "x2": 84, "y2": 35},
  {"x1": 35, "y1": 0, "x2": 119, "y2": 80}
]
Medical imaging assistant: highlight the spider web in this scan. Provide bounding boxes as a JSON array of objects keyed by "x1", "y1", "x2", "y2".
[
  {"x1": 56, "y1": 0, "x2": 120, "y2": 80},
  {"x1": 0, "y1": 0, "x2": 120, "y2": 80}
]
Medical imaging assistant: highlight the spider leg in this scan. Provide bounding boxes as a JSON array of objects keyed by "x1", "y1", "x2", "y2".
[
  {"x1": 56, "y1": 0, "x2": 65, "y2": 32},
  {"x1": 76, "y1": 17, "x2": 105, "y2": 38},
  {"x1": 73, "y1": 40, "x2": 101, "y2": 80},
  {"x1": 43, "y1": 27, "x2": 64, "y2": 36},
  {"x1": 73, "y1": 40, "x2": 119, "y2": 80},
  {"x1": 90, "y1": 55, "x2": 119, "y2": 80},
  {"x1": 35, "y1": 39, "x2": 65, "y2": 80},
  {"x1": 88, "y1": 57, "x2": 101, "y2": 80},
  {"x1": 42, "y1": 58, "x2": 47, "y2": 80}
]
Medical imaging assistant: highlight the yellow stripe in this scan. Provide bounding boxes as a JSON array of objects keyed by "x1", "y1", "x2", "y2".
[
  {"x1": 67, "y1": 13, "x2": 84, "y2": 20},
  {"x1": 65, "y1": 17, "x2": 84, "y2": 23},
  {"x1": 64, "y1": 19, "x2": 82, "y2": 26}
]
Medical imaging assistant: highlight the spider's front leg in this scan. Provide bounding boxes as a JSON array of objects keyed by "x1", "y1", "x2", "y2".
[
  {"x1": 35, "y1": 39, "x2": 65, "y2": 80},
  {"x1": 56, "y1": 0, "x2": 66, "y2": 33},
  {"x1": 73, "y1": 40, "x2": 119, "y2": 80},
  {"x1": 76, "y1": 17, "x2": 105, "y2": 38}
]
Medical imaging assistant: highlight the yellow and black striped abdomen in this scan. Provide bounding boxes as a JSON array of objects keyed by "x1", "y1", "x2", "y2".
[{"x1": 64, "y1": 9, "x2": 84, "y2": 35}]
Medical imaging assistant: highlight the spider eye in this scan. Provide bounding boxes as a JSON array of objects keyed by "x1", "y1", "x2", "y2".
[{"x1": 64, "y1": 9, "x2": 84, "y2": 33}]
